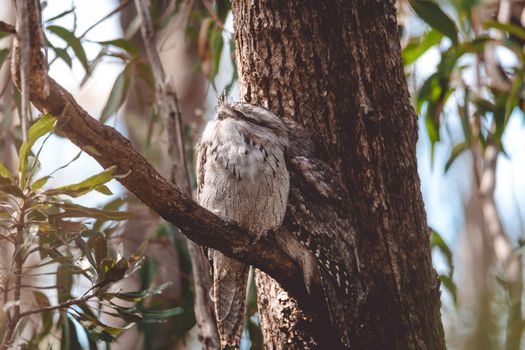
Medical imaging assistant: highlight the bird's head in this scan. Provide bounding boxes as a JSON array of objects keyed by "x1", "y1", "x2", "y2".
[{"x1": 215, "y1": 100, "x2": 289, "y2": 145}]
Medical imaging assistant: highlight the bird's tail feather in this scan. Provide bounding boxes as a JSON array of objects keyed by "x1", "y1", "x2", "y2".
[{"x1": 211, "y1": 250, "x2": 250, "y2": 348}]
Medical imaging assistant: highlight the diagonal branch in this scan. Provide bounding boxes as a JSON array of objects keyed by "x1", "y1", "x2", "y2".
[
  {"x1": 8, "y1": 1, "x2": 306, "y2": 303},
  {"x1": 9, "y1": 3, "x2": 359, "y2": 347}
]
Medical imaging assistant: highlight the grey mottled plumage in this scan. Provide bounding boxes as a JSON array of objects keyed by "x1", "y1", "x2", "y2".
[{"x1": 196, "y1": 101, "x2": 290, "y2": 348}]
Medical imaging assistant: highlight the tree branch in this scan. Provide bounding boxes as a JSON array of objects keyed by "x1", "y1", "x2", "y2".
[
  {"x1": 8, "y1": 1, "x2": 307, "y2": 304},
  {"x1": 0, "y1": 21, "x2": 16, "y2": 34}
]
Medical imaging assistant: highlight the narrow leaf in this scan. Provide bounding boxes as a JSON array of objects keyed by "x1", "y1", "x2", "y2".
[
  {"x1": 31, "y1": 176, "x2": 51, "y2": 191},
  {"x1": 0, "y1": 162, "x2": 11, "y2": 178},
  {"x1": 97, "y1": 39, "x2": 139, "y2": 57},
  {"x1": 44, "y1": 166, "x2": 117, "y2": 198},
  {"x1": 403, "y1": 30, "x2": 443, "y2": 65},
  {"x1": 444, "y1": 142, "x2": 468, "y2": 173},
  {"x1": 46, "y1": 25, "x2": 89, "y2": 73},
  {"x1": 430, "y1": 230, "x2": 454, "y2": 274},
  {"x1": 485, "y1": 20, "x2": 525, "y2": 41},
  {"x1": 54, "y1": 47, "x2": 73, "y2": 68},
  {"x1": 0, "y1": 48, "x2": 9, "y2": 68},
  {"x1": 409, "y1": 0, "x2": 459, "y2": 46},
  {"x1": 100, "y1": 67, "x2": 130, "y2": 123},
  {"x1": 95, "y1": 184, "x2": 113, "y2": 196},
  {"x1": 439, "y1": 274, "x2": 458, "y2": 306},
  {"x1": 71, "y1": 311, "x2": 133, "y2": 342},
  {"x1": 19, "y1": 114, "x2": 57, "y2": 188}
]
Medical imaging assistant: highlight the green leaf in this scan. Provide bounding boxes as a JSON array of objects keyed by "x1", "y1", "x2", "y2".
[
  {"x1": 403, "y1": 30, "x2": 443, "y2": 65},
  {"x1": 95, "y1": 184, "x2": 113, "y2": 195},
  {"x1": 97, "y1": 38, "x2": 139, "y2": 57},
  {"x1": 71, "y1": 311, "x2": 133, "y2": 342},
  {"x1": 425, "y1": 116, "x2": 439, "y2": 166},
  {"x1": 100, "y1": 66, "x2": 130, "y2": 123},
  {"x1": 53, "y1": 47, "x2": 73, "y2": 68},
  {"x1": 506, "y1": 81, "x2": 521, "y2": 120},
  {"x1": 114, "y1": 304, "x2": 184, "y2": 323},
  {"x1": 19, "y1": 114, "x2": 57, "y2": 189},
  {"x1": 439, "y1": 274, "x2": 458, "y2": 306},
  {"x1": 430, "y1": 230, "x2": 454, "y2": 275},
  {"x1": 46, "y1": 25, "x2": 89, "y2": 73},
  {"x1": 44, "y1": 166, "x2": 118, "y2": 198},
  {"x1": 444, "y1": 142, "x2": 468, "y2": 173},
  {"x1": 104, "y1": 282, "x2": 172, "y2": 302},
  {"x1": 409, "y1": 0, "x2": 459, "y2": 46},
  {"x1": 31, "y1": 176, "x2": 51, "y2": 191},
  {"x1": 56, "y1": 264, "x2": 73, "y2": 303},
  {"x1": 0, "y1": 32, "x2": 12, "y2": 40},
  {"x1": 50, "y1": 201, "x2": 133, "y2": 221},
  {"x1": 0, "y1": 48, "x2": 9, "y2": 68},
  {"x1": 460, "y1": 36, "x2": 492, "y2": 54},
  {"x1": 485, "y1": 20, "x2": 525, "y2": 41},
  {"x1": 33, "y1": 291, "x2": 53, "y2": 341},
  {"x1": 0, "y1": 162, "x2": 11, "y2": 178}
]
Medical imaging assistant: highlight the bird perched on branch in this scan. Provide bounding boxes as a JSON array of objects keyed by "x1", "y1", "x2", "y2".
[
  {"x1": 196, "y1": 101, "x2": 290, "y2": 348},
  {"x1": 196, "y1": 100, "x2": 365, "y2": 348}
]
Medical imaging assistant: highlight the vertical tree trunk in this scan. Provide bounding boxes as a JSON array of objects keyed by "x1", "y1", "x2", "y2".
[{"x1": 231, "y1": 1, "x2": 446, "y2": 349}]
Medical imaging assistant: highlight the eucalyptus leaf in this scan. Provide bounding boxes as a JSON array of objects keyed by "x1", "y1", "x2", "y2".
[
  {"x1": 19, "y1": 114, "x2": 57, "y2": 189},
  {"x1": 403, "y1": 30, "x2": 443, "y2": 65},
  {"x1": 47, "y1": 25, "x2": 89, "y2": 73},
  {"x1": 48, "y1": 201, "x2": 133, "y2": 221},
  {"x1": 31, "y1": 176, "x2": 51, "y2": 191},
  {"x1": 44, "y1": 166, "x2": 117, "y2": 198},
  {"x1": 485, "y1": 20, "x2": 525, "y2": 41},
  {"x1": 430, "y1": 229, "x2": 454, "y2": 275},
  {"x1": 97, "y1": 38, "x2": 139, "y2": 57},
  {"x1": 0, "y1": 162, "x2": 11, "y2": 178},
  {"x1": 100, "y1": 66, "x2": 131, "y2": 123},
  {"x1": 409, "y1": 0, "x2": 459, "y2": 46},
  {"x1": 444, "y1": 142, "x2": 468, "y2": 173},
  {"x1": 53, "y1": 47, "x2": 73, "y2": 68},
  {"x1": 439, "y1": 274, "x2": 458, "y2": 306},
  {"x1": 71, "y1": 311, "x2": 133, "y2": 342},
  {"x1": 0, "y1": 48, "x2": 9, "y2": 68}
]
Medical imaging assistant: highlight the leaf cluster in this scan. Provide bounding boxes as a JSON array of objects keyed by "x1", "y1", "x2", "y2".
[{"x1": 0, "y1": 115, "x2": 178, "y2": 348}]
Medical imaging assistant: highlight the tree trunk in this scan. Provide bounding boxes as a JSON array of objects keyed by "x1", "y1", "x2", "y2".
[{"x1": 231, "y1": 1, "x2": 446, "y2": 349}]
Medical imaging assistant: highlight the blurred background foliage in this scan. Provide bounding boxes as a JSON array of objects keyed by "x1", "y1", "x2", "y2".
[{"x1": 1, "y1": 0, "x2": 525, "y2": 349}]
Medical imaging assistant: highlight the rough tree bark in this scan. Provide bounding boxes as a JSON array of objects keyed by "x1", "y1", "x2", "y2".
[{"x1": 232, "y1": 1, "x2": 445, "y2": 349}]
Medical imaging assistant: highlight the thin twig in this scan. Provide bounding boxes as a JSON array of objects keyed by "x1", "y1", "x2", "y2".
[
  {"x1": 79, "y1": 0, "x2": 131, "y2": 40},
  {"x1": 18, "y1": 291, "x2": 96, "y2": 318},
  {"x1": 48, "y1": 0, "x2": 132, "y2": 66},
  {"x1": 134, "y1": 0, "x2": 220, "y2": 348},
  {"x1": 0, "y1": 196, "x2": 28, "y2": 349}
]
